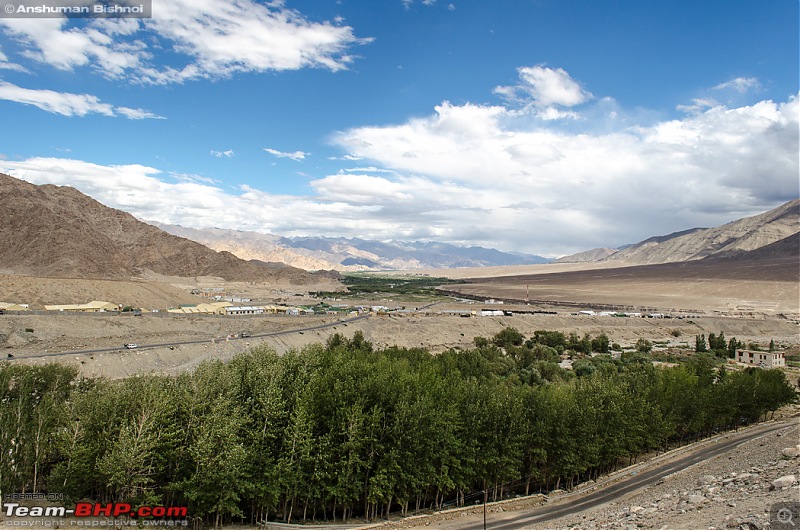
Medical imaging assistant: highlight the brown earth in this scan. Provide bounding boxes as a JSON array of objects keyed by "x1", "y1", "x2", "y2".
[
  {"x1": 4, "y1": 310, "x2": 799, "y2": 379},
  {"x1": 0, "y1": 173, "x2": 319, "y2": 284},
  {"x1": 443, "y1": 245, "x2": 800, "y2": 317}
]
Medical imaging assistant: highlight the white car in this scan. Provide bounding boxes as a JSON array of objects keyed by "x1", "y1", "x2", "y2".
[{"x1": 124, "y1": 343, "x2": 138, "y2": 349}]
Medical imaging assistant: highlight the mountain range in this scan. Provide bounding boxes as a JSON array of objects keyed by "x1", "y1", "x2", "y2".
[
  {"x1": 1, "y1": 172, "x2": 797, "y2": 280},
  {"x1": 152, "y1": 223, "x2": 551, "y2": 271},
  {"x1": 555, "y1": 199, "x2": 799, "y2": 265}
]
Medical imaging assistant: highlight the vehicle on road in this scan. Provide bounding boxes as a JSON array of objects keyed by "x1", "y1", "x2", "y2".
[
  {"x1": 240, "y1": 331, "x2": 252, "y2": 338},
  {"x1": 124, "y1": 343, "x2": 138, "y2": 349}
]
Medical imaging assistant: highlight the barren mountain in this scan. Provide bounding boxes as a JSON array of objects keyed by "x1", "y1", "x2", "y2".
[
  {"x1": 554, "y1": 247, "x2": 618, "y2": 263},
  {"x1": 601, "y1": 199, "x2": 800, "y2": 265},
  {"x1": 0, "y1": 174, "x2": 317, "y2": 284},
  {"x1": 153, "y1": 223, "x2": 550, "y2": 271}
]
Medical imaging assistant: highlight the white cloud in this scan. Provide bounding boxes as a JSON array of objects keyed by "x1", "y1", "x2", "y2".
[
  {"x1": 264, "y1": 147, "x2": 309, "y2": 161},
  {"x1": 116, "y1": 106, "x2": 166, "y2": 120},
  {"x1": 0, "y1": 0, "x2": 369, "y2": 84},
  {"x1": 713, "y1": 77, "x2": 761, "y2": 94},
  {"x1": 0, "y1": 69, "x2": 796, "y2": 257},
  {"x1": 676, "y1": 98, "x2": 720, "y2": 115},
  {"x1": 494, "y1": 65, "x2": 592, "y2": 119},
  {"x1": 0, "y1": 80, "x2": 162, "y2": 118},
  {"x1": 0, "y1": 46, "x2": 27, "y2": 72},
  {"x1": 211, "y1": 149, "x2": 235, "y2": 158}
]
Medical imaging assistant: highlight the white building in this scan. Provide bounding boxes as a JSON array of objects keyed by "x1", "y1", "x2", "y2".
[
  {"x1": 736, "y1": 349, "x2": 785, "y2": 369},
  {"x1": 225, "y1": 306, "x2": 265, "y2": 316}
]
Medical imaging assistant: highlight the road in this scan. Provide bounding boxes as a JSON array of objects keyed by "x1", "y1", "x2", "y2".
[
  {"x1": 6, "y1": 314, "x2": 370, "y2": 361},
  {"x1": 452, "y1": 421, "x2": 791, "y2": 529}
]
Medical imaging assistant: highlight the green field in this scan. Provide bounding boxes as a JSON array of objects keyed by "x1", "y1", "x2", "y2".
[{"x1": 315, "y1": 274, "x2": 461, "y2": 302}]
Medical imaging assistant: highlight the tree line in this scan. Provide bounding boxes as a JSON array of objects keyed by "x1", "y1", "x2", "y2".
[{"x1": 1, "y1": 329, "x2": 796, "y2": 526}]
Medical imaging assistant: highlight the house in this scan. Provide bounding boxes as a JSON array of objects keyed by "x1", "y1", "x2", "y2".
[{"x1": 735, "y1": 349, "x2": 786, "y2": 369}]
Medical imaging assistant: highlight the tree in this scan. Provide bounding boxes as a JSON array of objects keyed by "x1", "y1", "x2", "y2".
[
  {"x1": 493, "y1": 327, "x2": 524, "y2": 349},
  {"x1": 727, "y1": 337, "x2": 738, "y2": 359},
  {"x1": 591, "y1": 333, "x2": 610, "y2": 353},
  {"x1": 695, "y1": 335, "x2": 707, "y2": 353},
  {"x1": 635, "y1": 338, "x2": 653, "y2": 354}
]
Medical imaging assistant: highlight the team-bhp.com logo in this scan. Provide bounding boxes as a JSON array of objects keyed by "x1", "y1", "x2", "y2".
[{"x1": 3, "y1": 501, "x2": 188, "y2": 526}]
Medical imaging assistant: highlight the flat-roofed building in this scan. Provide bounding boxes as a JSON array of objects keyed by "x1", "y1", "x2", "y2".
[
  {"x1": 225, "y1": 306, "x2": 265, "y2": 316},
  {"x1": 736, "y1": 349, "x2": 785, "y2": 369}
]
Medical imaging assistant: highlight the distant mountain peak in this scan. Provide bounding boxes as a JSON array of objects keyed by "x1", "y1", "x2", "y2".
[{"x1": 153, "y1": 223, "x2": 551, "y2": 271}]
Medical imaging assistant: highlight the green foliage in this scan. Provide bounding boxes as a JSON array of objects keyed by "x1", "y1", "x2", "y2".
[
  {"x1": 1, "y1": 328, "x2": 796, "y2": 524},
  {"x1": 493, "y1": 327, "x2": 524, "y2": 348},
  {"x1": 316, "y1": 274, "x2": 460, "y2": 302},
  {"x1": 529, "y1": 330, "x2": 566, "y2": 349},
  {"x1": 636, "y1": 338, "x2": 653, "y2": 353},
  {"x1": 695, "y1": 334, "x2": 707, "y2": 353},
  {"x1": 591, "y1": 333, "x2": 610, "y2": 353}
]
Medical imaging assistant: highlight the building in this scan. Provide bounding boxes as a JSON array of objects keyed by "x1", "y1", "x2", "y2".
[
  {"x1": 225, "y1": 306, "x2": 265, "y2": 316},
  {"x1": 0, "y1": 302, "x2": 29, "y2": 311},
  {"x1": 736, "y1": 349, "x2": 786, "y2": 369},
  {"x1": 167, "y1": 302, "x2": 232, "y2": 315},
  {"x1": 44, "y1": 300, "x2": 119, "y2": 312}
]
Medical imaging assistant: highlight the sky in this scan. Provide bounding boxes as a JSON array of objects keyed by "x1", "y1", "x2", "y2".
[{"x1": 0, "y1": 0, "x2": 797, "y2": 258}]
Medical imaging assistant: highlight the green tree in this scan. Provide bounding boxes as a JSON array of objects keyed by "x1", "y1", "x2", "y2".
[
  {"x1": 493, "y1": 327, "x2": 524, "y2": 348},
  {"x1": 695, "y1": 334, "x2": 707, "y2": 353}
]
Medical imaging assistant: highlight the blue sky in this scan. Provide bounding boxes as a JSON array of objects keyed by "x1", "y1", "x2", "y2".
[{"x1": 0, "y1": 0, "x2": 797, "y2": 257}]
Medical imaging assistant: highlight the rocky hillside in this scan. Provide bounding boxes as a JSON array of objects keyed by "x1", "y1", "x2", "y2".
[
  {"x1": 554, "y1": 247, "x2": 618, "y2": 263},
  {"x1": 154, "y1": 223, "x2": 551, "y2": 271},
  {"x1": 602, "y1": 199, "x2": 800, "y2": 265},
  {"x1": 0, "y1": 173, "x2": 317, "y2": 283}
]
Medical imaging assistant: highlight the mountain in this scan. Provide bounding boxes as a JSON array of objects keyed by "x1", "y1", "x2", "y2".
[
  {"x1": 0, "y1": 174, "x2": 317, "y2": 284},
  {"x1": 553, "y1": 200, "x2": 799, "y2": 266},
  {"x1": 554, "y1": 247, "x2": 618, "y2": 263},
  {"x1": 702, "y1": 231, "x2": 799, "y2": 264},
  {"x1": 603, "y1": 200, "x2": 799, "y2": 264},
  {"x1": 153, "y1": 224, "x2": 551, "y2": 271}
]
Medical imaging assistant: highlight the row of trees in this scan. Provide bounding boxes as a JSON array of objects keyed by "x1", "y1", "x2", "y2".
[{"x1": 1, "y1": 330, "x2": 797, "y2": 527}]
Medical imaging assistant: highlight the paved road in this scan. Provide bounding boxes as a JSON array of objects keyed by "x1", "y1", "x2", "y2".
[
  {"x1": 6, "y1": 314, "x2": 370, "y2": 361},
  {"x1": 458, "y1": 421, "x2": 792, "y2": 529}
]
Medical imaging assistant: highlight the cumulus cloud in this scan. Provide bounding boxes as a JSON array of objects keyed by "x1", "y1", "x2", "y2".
[
  {"x1": 494, "y1": 65, "x2": 592, "y2": 119},
  {"x1": 264, "y1": 148, "x2": 309, "y2": 161},
  {"x1": 0, "y1": 80, "x2": 162, "y2": 118},
  {"x1": 0, "y1": 0, "x2": 369, "y2": 84},
  {"x1": 0, "y1": 69, "x2": 796, "y2": 257}
]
